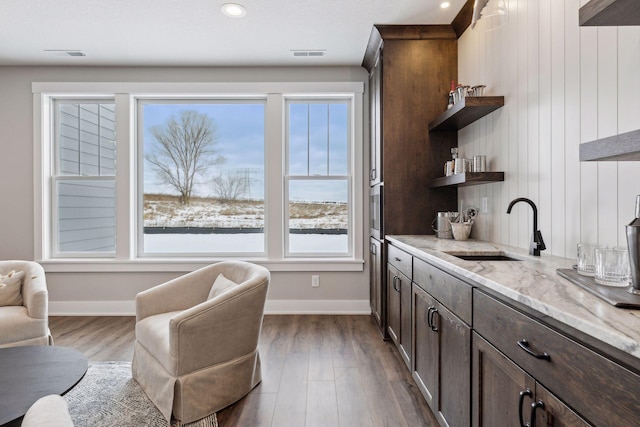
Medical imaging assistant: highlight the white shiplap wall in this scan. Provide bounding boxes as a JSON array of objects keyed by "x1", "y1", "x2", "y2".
[{"x1": 457, "y1": 0, "x2": 640, "y2": 259}]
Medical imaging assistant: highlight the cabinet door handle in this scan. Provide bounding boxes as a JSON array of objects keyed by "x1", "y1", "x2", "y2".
[
  {"x1": 426, "y1": 307, "x2": 433, "y2": 328},
  {"x1": 529, "y1": 400, "x2": 544, "y2": 427},
  {"x1": 518, "y1": 389, "x2": 533, "y2": 427},
  {"x1": 394, "y1": 257, "x2": 402, "y2": 262},
  {"x1": 370, "y1": 169, "x2": 376, "y2": 180},
  {"x1": 371, "y1": 243, "x2": 376, "y2": 255},
  {"x1": 429, "y1": 307, "x2": 438, "y2": 332},
  {"x1": 392, "y1": 276, "x2": 400, "y2": 292},
  {"x1": 517, "y1": 339, "x2": 551, "y2": 362}
]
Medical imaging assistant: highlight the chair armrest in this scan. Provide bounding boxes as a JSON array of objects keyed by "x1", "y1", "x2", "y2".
[
  {"x1": 169, "y1": 278, "x2": 268, "y2": 375},
  {"x1": 17, "y1": 262, "x2": 48, "y2": 320},
  {"x1": 136, "y1": 265, "x2": 222, "y2": 322}
]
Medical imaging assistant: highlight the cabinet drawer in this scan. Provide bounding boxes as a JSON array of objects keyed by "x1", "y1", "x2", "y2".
[
  {"x1": 387, "y1": 245, "x2": 412, "y2": 279},
  {"x1": 474, "y1": 290, "x2": 640, "y2": 427},
  {"x1": 413, "y1": 257, "x2": 472, "y2": 325}
]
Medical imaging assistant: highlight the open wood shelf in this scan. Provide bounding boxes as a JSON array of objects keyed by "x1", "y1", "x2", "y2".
[
  {"x1": 428, "y1": 96, "x2": 504, "y2": 132},
  {"x1": 430, "y1": 172, "x2": 504, "y2": 188},
  {"x1": 579, "y1": 129, "x2": 640, "y2": 161},
  {"x1": 579, "y1": 0, "x2": 640, "y2": 26}
]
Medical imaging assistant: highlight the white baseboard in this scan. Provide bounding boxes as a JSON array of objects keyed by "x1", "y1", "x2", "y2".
[
  {"x1": 264, "y1": 299, "x2": 370, "y2": 314},
  {"x1": 49, "y1": 299, "x2": 371, "y2": 316},
  {"x1": 49, "y1": 301, "x2": 136, "y2": 316}
]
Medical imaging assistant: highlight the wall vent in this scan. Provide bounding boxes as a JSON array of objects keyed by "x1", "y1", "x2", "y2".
[
  {"x1": 44, "y1": 50, "x2": 86, "y2": 57},
  {"x1": 291, "y1": 50, "x2": 326, "y2": 57}
]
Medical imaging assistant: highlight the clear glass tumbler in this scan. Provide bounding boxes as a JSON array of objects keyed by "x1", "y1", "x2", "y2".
[
  {"x1": 594, "y1": 247, "x2": 630, "y2": 287},
  {"x1": 577, "y1": 243, "x2": 604, "y2": 277}
]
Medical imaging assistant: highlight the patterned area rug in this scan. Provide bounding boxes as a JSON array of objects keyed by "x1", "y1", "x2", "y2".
[{"x1": 64, "y1": 361, "x2": 217, "y2": 427}]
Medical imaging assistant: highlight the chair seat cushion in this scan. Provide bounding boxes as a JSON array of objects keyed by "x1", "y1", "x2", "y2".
[
  {"x1": 135, "y1": 311, "x2": 182, "y2": 373},
  {"x1": 0, "y1": 306, "x2": 47, "y2": 345}
]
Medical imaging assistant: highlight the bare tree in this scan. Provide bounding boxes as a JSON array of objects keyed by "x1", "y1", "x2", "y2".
[
  {"x1": 146, "y1": 110, "x2": 224, "y2": 205},
  {"x1": 212, "y1": 172, "x2": 248, "y2": 201}
]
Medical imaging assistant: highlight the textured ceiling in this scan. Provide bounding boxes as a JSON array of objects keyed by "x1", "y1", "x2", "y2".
[{"x1": 0, "y1": 0, "x2": 467, "y2": 66}]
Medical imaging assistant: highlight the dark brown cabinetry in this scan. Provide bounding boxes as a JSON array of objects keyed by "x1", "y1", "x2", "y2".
[
  {"x1": 413, "y1": 258, "x2": 471, "y2": 427},
  {"x1": 369, "y1": 54, "x2": 382, "y2": 186},
  {"x1": 387, "y1": 245, "x2": 413, "y2": 369},
  {"x1": 412, "y1": 285, "x2": 438, "y2": 409},
  {"x1": 369, "y1": 238, "x2": 383, "y2": 328},
  {"x1": 363, "y1": 25, "x2": 459, "y2": 336},
  {"x1": 471, "y1": 333, "x2": 588, "y2": 427},
  {"x1": 473, "y1": 289, "x2": 640, "y2": 426}
]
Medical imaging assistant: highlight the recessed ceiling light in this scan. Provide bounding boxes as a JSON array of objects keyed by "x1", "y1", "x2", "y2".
[
  {"x1": 440, "y1": 1, "x2": 451, "y2": 8},
  {"x1": 221, "y1": 3, "x2": 247, "y2": 18}
]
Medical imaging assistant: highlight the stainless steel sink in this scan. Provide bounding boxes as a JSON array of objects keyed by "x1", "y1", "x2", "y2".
[{"x1": 445, "y1": 252, "x2": 522, "y2": 261}]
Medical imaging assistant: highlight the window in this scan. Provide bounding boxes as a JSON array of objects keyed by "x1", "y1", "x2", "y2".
[
  {"x1": 35, "y1": 82, "x2": 363, "y2": 270},
  {"x1": 286, "y1": 100, "x2": 351, "y2": 256},
  {"x1": 52, "y1": 100, "x2": 117, "y2": 256},
  {"x1": 138, "y1": 100, "x2": 265, "y2": 256}
]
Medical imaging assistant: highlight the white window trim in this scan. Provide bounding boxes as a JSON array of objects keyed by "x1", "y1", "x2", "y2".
[
  {"x1": 50, "y1": 98, "x2": 118, "y2": 258},
  {"x1": 284, "y1": 97, "x2": 354, "y2": 258},
  {"x1": 135, "y1": 97, "x2": 269, "y2": 258},
  {"x1": 33, "y1": 82, "x2": 364, "y2": 273}
]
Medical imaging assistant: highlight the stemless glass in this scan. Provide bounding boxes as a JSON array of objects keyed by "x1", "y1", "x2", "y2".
[
  {"x1": 577, "y1": 243, "x2": 604, "y2": 277},
  {"x1": 594, "y1": 247, "x2": 630, "y2": 287}
]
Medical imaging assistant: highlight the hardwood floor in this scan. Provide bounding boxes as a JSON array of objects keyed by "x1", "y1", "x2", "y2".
[{"x1": 49, "y1": 315, "x2": 438, "y2": 427}]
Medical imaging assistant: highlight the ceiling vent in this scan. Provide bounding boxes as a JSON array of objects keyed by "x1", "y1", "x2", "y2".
[
  {"x1": 44, "y1": 49, "x2": 86, "y2": 57},
  {"x1": 291, "y1": 50, "x2": 326, "y2": 57}
]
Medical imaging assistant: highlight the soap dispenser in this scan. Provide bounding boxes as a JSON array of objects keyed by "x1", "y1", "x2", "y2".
[{"x1": 625, "y1": 195, "x2": 640, "y2": 295}]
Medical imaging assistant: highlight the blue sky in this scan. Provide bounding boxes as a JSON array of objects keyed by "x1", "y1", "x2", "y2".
[{"x1": 142, "y1": 101, "x2": 348, "y2": 202}]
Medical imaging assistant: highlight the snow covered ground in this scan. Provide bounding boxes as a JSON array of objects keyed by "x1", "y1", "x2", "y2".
[
  {"x1": 144, "y1": 197, "x2": 347, "y2": 230},
  {"x1": 143, "y1": 196, "x2": 348, "y2": 253}
]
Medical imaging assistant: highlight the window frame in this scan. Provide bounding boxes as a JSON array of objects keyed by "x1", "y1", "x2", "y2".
[
  {"x1": 50, "y1": 97, "x2": 118, "y2": 259},
  {"x1": 136, "y1": 97, "x2": 268, "y2": 258},
  {"x1": 284, "y1": 97, "x2": 354, "y2": 258},
  {"x1": 33, "y1": 82, "x2": 364, "y2": 272}
]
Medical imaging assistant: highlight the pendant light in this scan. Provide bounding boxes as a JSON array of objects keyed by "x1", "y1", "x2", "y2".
[{"x1": 471, "y1": 0, "x2": 508, "y2": 31}]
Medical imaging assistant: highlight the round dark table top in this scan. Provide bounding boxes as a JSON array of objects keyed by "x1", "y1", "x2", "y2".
[{"x1": 0, "y1": 345, "x2": 87, "y2": 425}]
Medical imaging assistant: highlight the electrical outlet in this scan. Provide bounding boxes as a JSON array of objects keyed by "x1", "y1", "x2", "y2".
[
  {"x1": 311, "y1": 275, "x2": 320, "y2": 287},
  {"x1": 482, "y1": 197, "x2": 488, "y2": 213}
]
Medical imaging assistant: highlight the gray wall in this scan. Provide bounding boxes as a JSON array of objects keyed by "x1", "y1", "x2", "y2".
[{"x1": 0, "y1": 65, "x2": 369, "y2": 313}]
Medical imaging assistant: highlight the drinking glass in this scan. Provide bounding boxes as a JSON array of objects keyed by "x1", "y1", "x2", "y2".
[
  {"x1": 577, "y1": 243, "x2": 604, "y2": 277},
  {"x1": 594, "y1": 247, "x2": 630, "y2": 287}
]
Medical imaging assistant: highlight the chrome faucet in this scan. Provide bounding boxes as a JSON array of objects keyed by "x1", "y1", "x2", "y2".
[{"x1": 506, "y1": 198, "x2": 546, "y2": 256}]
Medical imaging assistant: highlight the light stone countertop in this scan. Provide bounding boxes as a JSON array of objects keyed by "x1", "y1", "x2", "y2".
[{"x1": 386, "y1": 235, "x2": 640, "y2": 362}]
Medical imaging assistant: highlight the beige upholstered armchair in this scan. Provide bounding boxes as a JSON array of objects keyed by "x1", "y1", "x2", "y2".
[
  {"x1": 0, "y1": 260, "x2": 52, "y2": 348},
  {"x1": 132, "y1": 261, "x2": 270, "y2": 424}
]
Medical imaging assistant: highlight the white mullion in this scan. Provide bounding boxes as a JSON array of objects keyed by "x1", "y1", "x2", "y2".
[
  {"x1": 115, "y1": 94, "x2": 132, "y2": 260},
  {"x1": 34, "y1": 94, "x2": 48, "y2": 260},
  {"x1": 266, "y1": 93, "x2": 285, "y2": 260}
]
